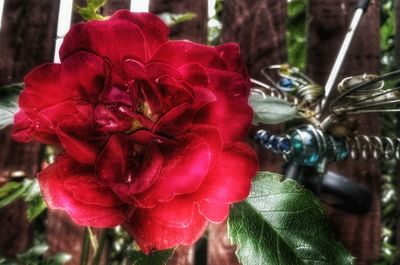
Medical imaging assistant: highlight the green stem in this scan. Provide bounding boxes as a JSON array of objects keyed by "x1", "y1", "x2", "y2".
[
  {"x1": 91, "y1": 229, "x2": 108, "y2": 265},
  {"x1": 80, "y1": 227, "x2": 91, "y2": 265}
]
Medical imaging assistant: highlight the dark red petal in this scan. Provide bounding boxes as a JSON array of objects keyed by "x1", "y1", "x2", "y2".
[
  {"x1": 178, "y1": 63, "x2": 209, "y2": 87},
  {"x1": 215, "y1": 42, "x2": 248, "y2": 76},
  {"x1": 96, "y1": 134, "x2": 128, "y2": 183},
  {"x1": 111, "y1": 143, "x2": 163, "y2": 201},
  {"x1": 20, "y1": 51, "x2": 104, "y2": 115},
  {"x1": 152, "y1": 41, "x2": 228, "y2": 69},
  {"x1": 112, "y1": 10, "x2": 168, "y2": 57},
  {"x1": 13, "y1": 100, "x2": 82, "y2": 145},
  {"x1": 57, "y1": 105, "x2": 107, "y2": 164},
  {"x1": 124, "y1": 207, "x2": 207, "y2": 253},
  {"x1": 99, "y1": 85, "x2": 133, "y2": 105},
  {"x1": 94, "y1": 104, "x2": 131, "y2": 133},
  {"x1": 145, "y1": 62, "x2": 182, "y2": 81},
  {"x1": 57, "y1": 155, "x2": 123, "y2": 207},
  {"x1": 96, "y1": 134, "x2": 163, "y2": 200},
  {"x1": 194, "y1": 69, "x2": 253, "y2": 143},
  {"x1": 192, "y1": 142, "x2": 258, "y2": 221},
  {"x1": 135, "y1": 134, "x2": 211, "y2": 206},
  {"x1": 38, "y1": 161, "x2": 127, "y2": 228},
  {"x1": 12, "y1": 111, "x2": 33, "y2": 142},
  {"x1": 60, "y1": 18, "x2": 147, "y2": 73},
  {"x1": 152, "y1": 103, "x2": 193, "y2": 136},
  {"x1": 124, "y1": 59, "x2": 148, "y2": 80}
]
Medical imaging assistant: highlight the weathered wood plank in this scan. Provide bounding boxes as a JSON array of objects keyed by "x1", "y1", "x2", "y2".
[
  {"x1": 0, "y1": 0, "x2": 60, "y2": 258},
  {"x1": 307, "y1": 1, "x2": 381, "y2": 264}
]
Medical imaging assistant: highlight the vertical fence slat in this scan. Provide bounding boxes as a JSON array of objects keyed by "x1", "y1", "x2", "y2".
[
  {"x1": 211, "y1": 1, "x2": 287, "y2": 265},
  {"x1": 307, "y1": 1, "x2": 381, "y2": 264},
  {"x1": 149, "y1": 0, "x2": 208, "y2": 43},
  {"x1": 0, "y1": 0, "x2": 60, "y2": 258}
]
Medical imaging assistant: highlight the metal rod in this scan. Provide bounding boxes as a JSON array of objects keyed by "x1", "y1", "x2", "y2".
[{"x1": 320, "y1": 8, "x2": 364, "y2": 111}]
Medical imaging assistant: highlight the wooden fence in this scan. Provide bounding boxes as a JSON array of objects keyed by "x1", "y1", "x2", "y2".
[{"x1": 0, "y1": 0, "x2": 386, "y2": 264}]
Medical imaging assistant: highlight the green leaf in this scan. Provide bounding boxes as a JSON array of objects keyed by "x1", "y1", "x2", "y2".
[
  {"x1": 0, "y1": 83, "x2": 23, "y2": 129},
  {"x1": 126, "y1": 248, "x2": 174, "y2": 265},
  {"x1": 158, "y1": 12, "x2": 197, "y2": 27},
  {"x1": 228, "y1": 172, "x2": 354, "y2": 265},
  {"x1": 0, "y1": 180, "x2": 28, "y2": 208},
  {"x1": 74, "y1": 0, "x2": 107, "y2": 21},
  {"x1": 46, "y1": 253, "x2": 72, "y2": 265},
  {"x1": 87, "y1": 0, "x2": 107, "y2": 10},
  {"x1": 249, "y1": 93, "x2": 299, "y2": 124},
  {"x1": 0, "y1": 178, "x2": 47, "y2": 220}
]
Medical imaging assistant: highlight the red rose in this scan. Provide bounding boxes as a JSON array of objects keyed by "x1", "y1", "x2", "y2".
[{"x1": 12, "y1": 10, "x2": 258, "y2": 252}]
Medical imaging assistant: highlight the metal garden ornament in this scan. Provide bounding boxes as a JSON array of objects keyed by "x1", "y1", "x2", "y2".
[{"x1": 251, "y1": 0, "x2": 400, "y2": 213}]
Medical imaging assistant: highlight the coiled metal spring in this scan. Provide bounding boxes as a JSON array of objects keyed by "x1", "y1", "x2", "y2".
[{"x1": 347, "y1": 135, "x2": 400, "y2": 160}]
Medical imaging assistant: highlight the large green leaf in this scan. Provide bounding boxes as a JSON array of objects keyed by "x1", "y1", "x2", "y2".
[
  {"x1": 228, "y1": 172, "x2": 354, "y2": 265},
  {"x1": 126, "y1": 248, "x2": 174, "y2": 265}
]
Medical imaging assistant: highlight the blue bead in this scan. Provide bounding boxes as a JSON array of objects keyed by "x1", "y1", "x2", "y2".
[
  {"x1": 277, "y1": 138, "x2": 291, "y2": 152},
  {"x1": 279, "y1": 78, "x2": 293, "y2": 88},
  {"x1": 255, "y1": 130, "x2": 273, "y2": 146},
  {"x1": 270, "y1": 137, "x2": 280, "y2": 153}
]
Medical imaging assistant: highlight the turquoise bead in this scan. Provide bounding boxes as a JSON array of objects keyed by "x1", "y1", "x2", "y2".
[{"x1": 290, "y1": 128, "x2": 320, "y2": 166}]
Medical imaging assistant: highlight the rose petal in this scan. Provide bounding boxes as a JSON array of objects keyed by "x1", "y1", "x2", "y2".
[
  {"x1": 38, "y1": 161, "x2": 127, "y2": 227},
  {"x1": 60, "y1": 18, "x2": 147, "y2": 73},
  {"x1": 136, "y1": 134, "x2": 212, "y2": 206},
  {"x1": 194, "y1": 69, "x2": 253, "y2": 143},
  {"x1": 146, "y1": 62, "x2": 182, "y2": 81},
  {"x1": 192, "y1": 142, "x2": 258, "y2": 222},
  {"x1": 96, "y1": 134, "x2": 163, "y2": 200},
  {"x1": 57, "y1": 105, "x2": 107, "y2": 164},
  {"x1": 189, "y1": 124, "x2": 223, "y2": 168},
  {"x1": 152, "y1": 103, "x2": 193, "y2": 136},
  {"x1": 124, "y1": 207, "x2": 207, "y2": 253},
  {"x1": 216, "y1": 42, "x2": 248, "y2": 76},
  {"x1": 197, "y1": 199, "x2": 229, "y2": 223},
  {"x1": 112, "y1": 10, "x2": 168, "y2": 57},
  {"x1": 152, "y1": 41, "x2": 228, "y2": 69},
  {"x1": 12, "y1": 111, "x2": 33, "y2": 143},
  {"x1": 178, "y1": 63, "x2": 209, "y2": 87},
  {"x1": 94, "y1": 104, "x2": 131, "y2": 133},
  {"x1": 145, "y1": 197, "x2": 195, "y2": 228},
  {"x1": 56, "y1": 155, "x2": 123, "y2": 207},
  {"x1": 20, "y1": 51, "x2": 104, "y2": 115}
]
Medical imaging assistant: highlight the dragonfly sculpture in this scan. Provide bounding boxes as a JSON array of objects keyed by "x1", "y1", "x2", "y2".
[{"x1": 250, "y1": 0, "x2": 400, "y2": 213}]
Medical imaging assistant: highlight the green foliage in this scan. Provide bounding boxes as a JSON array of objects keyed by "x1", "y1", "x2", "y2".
[
  {"x1": 0, "y1": 179, "x2": 47, "y2": 221},
  {"x1": 228, "y1": 172, "x2": 354, "y2": 265},
  {"x1": 127, "y1": 248, "x2": 174, "y2": 265},
  {"x1": 75, "y1": 0, "x2": 107, "y2": 21},
  {"x1": 0, "y1": 244, "x2": 71, "y2": 265},
  {"x1": 287, "y1": 0, "x2": 307, "y2": 70},
  {"x1": 0, "y1": 83, "x2": 23, "y2": 130},
  {"x1": 249, "y1": 93, "x2": 299, "y2": 125},
  {"x1": 380, "y1": 0, "x2": 396, "y2": 72}
]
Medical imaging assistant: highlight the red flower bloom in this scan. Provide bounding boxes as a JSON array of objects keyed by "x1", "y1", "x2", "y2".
[{"x1": 12, "y1": 10, "x2": 258, "y2": 253}]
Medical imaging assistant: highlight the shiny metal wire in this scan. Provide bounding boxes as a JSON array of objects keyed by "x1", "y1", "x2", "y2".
[
  {"x1": 260, "y1": 64, "x2": 324, "y2": 106},
  {"x1": 346, "y1": 135, "x2": 400, "y2": 160}
]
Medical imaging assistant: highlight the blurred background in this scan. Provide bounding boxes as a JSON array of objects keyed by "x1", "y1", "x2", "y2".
[{"x1": 0, "y1": 0, "x2": 399, "y2": 264}]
